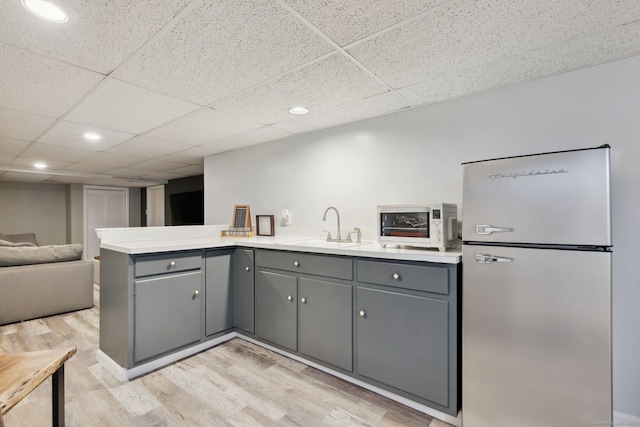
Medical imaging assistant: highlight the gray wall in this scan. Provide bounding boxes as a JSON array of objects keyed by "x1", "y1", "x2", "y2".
[
  {"x1": 0, "y1": 182, "x2": 142, "y2": 244},
  {"x1": 205, "y1": 55, "x2": 640, "y2": 419},
  {"x1": 0, "y1": 181, "x2": 68, "y2": 245}
]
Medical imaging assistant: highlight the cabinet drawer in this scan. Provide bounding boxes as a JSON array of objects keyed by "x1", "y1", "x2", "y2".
[
  {"x1": 135, "y1": 251, "x2": 201, "y2": 278},
  {"x1": 256, "y1": 250, "x2": 352, "y2": 280},
  {"x1": 356, "y1": 260, "x2": 449, "y2": 295}
]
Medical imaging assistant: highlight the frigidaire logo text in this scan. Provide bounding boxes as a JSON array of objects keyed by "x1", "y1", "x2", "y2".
[{"x1": 488, "y1": 169, "x2": 569, "y2": 180}]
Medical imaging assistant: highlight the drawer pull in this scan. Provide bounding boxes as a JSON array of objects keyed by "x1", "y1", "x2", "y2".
[
  {"x1": 301, "y1": 297, "x2": 307, "y2": 304},
  {"x1": 245, "y1": 266, "x2": 251, "y2": 272},
  {"x1": 392, "y1": 273, "x2": 401, "y2": 280},
  {"x1": 170, "y1": 261, "x2": 176, "y2": 267},
  {"x1": 294, "y1": 261, "x2": 300, "y2": 267},
  {"x1": 287, "y1": 295, "x2": 294, "y2": 302},
  {"x1": 359, "y1": 309, "x2": 367, "y2": 318}
]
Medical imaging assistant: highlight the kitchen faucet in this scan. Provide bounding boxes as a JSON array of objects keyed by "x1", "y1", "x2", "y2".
[{"x1": 322, "y1": 206, "x2": 343, "y2": 242}]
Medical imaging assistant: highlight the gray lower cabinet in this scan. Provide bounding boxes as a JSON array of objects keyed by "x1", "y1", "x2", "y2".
[
  {"x1": 205, "y1": 249, "x2": 234, "y2": 336},
  {"x1": 355, "y1": 259, "x2": 459, "y2": 415},
  {"x1": 100, "y1": 249, "x2": 204, "y2": 368},
  {"x1": 255, "y1": 269, "x2": 298, "y2": 351},
  {"x1": 134, "y1": 270, "x2": 202, "y2": 362},
  {"x1": 233, "y1": 249, "x2": 255, "y2": 333},
  {"x1": 254, "y1": 250, "x2": 354, "y2": 372},
  {"x1": 298, "y1": 277, "x2": 352, "y2": 371}
]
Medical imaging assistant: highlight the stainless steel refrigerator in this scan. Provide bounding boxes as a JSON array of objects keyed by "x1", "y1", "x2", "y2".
[{"x1": 461, "y1": 146, "x2": 612, "y2": 427}]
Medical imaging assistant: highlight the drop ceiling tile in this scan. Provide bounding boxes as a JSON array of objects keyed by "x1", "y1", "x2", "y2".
[
  {"x1": 127, "y1": 158, "x2": 189, "y2": 172},
  {"x1": 286, "y1": 0, "x2": 446, "y2": 46},
  {"x1": 0, "y1": 108, "x2": 55, "y2": 141},
  {"x1": 20, "y1": 143, "x2": 96, "y2": 163},
  {"x1": 398, "y1": 20, "x2": 640, "y2": 106},
  {"x1": 159, "y1": 149, "x2": 206, "y2": 165},
  {"x1": 10, "y1": 156, "x2": 72, "y2": 170},
  {"x1": 213, "y1": 53, "x2": 389, "y2": 125},
  {"x1": 112, "y1": 0, "x2": 334, "y2": 105},
  {"x1": 347, "y1": 0, "x2": 640, "y2": 89},
  {"x1": 45, "y1": 175, "x2": 95, "y2": 184},
  {"x1": 146, "y1": 108, "x2": 263, "y2": 146},
  {"x1": 64, "y1": 152, "x2": 147, "y2": 173},
  {"x1": 65, "y1": 79, "x2": 201, "y2": 134},
  {"x1": 273, "y1": 91, "x2": 409, "y2": 134},
  {"x1": 38, "y1": 121, "x2": 134, "y2": 151},
  {"x1": 108, "y1": 168, "x2": 152, "y2": 178},
  {"x1": 204, "y1": 126, "x2": 293, "y2": 154},
  {"x1": 0, "y1": 138, "x2": 30, "y2": 157},
  {"x1": 0, "y1": 43, "x2": 104, "y2": 118},
  {"x1": 107, "y1": 135, "x2": 193, "y2": 158},
  {"x1": 0, "y1": 0, "x2": 191, "y2": 74}
]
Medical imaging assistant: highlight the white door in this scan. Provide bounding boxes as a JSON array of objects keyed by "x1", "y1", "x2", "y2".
[
  {"x1": 85, "y1": 186, "x2": 128, "y2": 260},
  {"x1": 146, "y1": 185, "x2": 165, "y2": 226}
]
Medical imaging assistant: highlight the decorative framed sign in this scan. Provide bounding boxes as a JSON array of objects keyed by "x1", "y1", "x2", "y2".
[
  {"x1": 232, "y1": 205, "x2": 252, "y2": 229},
  {"x1": 256, "y1": 215, "x2": 275, "y2": 236},
  {"x1": 221, "y1": 205, "x2": 253, "y2": 237}
]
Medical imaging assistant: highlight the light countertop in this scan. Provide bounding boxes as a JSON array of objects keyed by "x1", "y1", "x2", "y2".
[{"x1": 97, "y1": 226, "x2": 461, "y2": 264}]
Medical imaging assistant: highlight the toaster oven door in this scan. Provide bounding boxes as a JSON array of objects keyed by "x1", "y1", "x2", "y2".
[{"x1": 380, "y1": 211, "x2": 430, "y2": 238}]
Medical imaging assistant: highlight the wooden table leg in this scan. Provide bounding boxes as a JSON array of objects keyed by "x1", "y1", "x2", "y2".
[{"x1": 52, "y1": 365, "x2": 65, "y2": 427}]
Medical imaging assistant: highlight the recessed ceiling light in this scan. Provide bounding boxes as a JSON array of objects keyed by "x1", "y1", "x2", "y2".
[
  {"x1": 83, "y1": 132, "x2": 102, "y2": 141},
  {"x1": 22, "y1": 0, "x2": 68, "y2": 23},
  {"x1": 34, "y1": 162, "x2": 48, "y2": 169},
  {"x1": 288, "y1": 106, "x2": 309, "y2": 115}
]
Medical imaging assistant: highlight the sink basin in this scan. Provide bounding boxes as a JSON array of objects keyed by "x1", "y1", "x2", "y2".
[{"x1": 281, "y1": 239, "x2": 373, "y2": 249}]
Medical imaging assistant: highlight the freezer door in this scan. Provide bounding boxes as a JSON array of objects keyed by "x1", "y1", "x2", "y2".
[
  {"x1": 462, "y1": 245, "x2": 611, "y2": 427},
  {"x1": 462, "y1": 147, "x2": 611, "y2": 245}
]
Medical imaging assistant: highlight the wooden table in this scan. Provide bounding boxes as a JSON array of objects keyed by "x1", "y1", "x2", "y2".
[{"x1": 0, "y1": 347, "x2": 76, "y2": 427}]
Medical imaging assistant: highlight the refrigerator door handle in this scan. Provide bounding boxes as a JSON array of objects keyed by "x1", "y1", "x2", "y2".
[
  {"x1": 475, "y1": 224, "x2": 514, "y2": 235},
  {"x1": 475, "y1": 253, "x2": 513, "y2": 264}
]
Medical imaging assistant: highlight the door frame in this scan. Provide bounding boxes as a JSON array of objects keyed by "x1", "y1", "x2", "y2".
[{"x1": 83, "y1": 185, "x2": 129, "y2": 260}]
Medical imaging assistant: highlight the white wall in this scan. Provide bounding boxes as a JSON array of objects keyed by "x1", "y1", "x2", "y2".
[{"x1": 205, "y1": 55, "x2": 640, "y2": 419}]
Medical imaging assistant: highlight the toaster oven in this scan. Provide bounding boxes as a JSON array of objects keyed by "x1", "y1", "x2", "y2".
[{"x1": 377, "y1": 204, "x2": 458, "y2": 251}]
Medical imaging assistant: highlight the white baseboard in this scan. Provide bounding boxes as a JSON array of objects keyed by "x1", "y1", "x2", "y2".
[
  {"x1": 238, "y1": 334, "x2": 462, "y2": 427},
  {"x1": 96, "y1": 332, "x2": 236, "y2": 381}
]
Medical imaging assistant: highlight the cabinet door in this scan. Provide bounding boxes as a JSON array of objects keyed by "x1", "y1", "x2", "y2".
[
  {"x1": 205, "y1": 250, "x2": 233, "y2": 336},
  {"x1": 255, "y1": 270, "x2": 297, "y2": 351},
  {"x1": 233, "y1": 249, "x2": 255, "y2": 333},
  {"x1": 134, "y1": 271, "x2": 202, "y2": 362},
  {"x1": 299, "y1": 278, "x2": 353, "y2": 371},
  {"x1": 356, "y1": 287, "x2": 449, "y2": 407}
]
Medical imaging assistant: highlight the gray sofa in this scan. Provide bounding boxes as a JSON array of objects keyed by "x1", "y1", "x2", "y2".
[{"x1": 0, "y1": 232, "x2": 94, "y2": 326}]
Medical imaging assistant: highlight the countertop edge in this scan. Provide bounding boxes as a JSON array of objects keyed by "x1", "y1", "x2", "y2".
[{"x1": 100, "y1": 237, "x2": 461, "y2": 264}]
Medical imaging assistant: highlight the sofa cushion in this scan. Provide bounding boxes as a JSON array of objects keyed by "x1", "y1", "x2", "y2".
[
  {"x1": 0, "y1": 244, "x2": 84, "y2": 267},
  {"x1": 0, "y1": 239, "x2": 37, "y2": 247},
  {"x1": 2, "y1": 233, "x2": 39, "y2": 246}
]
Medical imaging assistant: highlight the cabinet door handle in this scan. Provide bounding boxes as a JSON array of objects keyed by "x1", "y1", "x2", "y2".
[
  {"x1": 287, "y1": 295, "x2": 294, "y2": 302},
  {"x1": 245, "y1": 266, "x2": 251, "y2": 271},
  {"x1": 294, "y1": 261, "x2": 300, "y2": 267},
  {"x1": 194, "y1": 289, "x2": 200, "y2": 296},
  {"x1": 359, "y1": 309, "x2": 366, "y2": 317},
  {"x1": 301, "y1": 297, "x2": 307, "y2": 304},
  {"x1": 392, "y1": 273, "x2": 401, "y2": 280}
]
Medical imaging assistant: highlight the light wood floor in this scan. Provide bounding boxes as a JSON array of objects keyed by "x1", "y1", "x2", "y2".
[{"x1": 1, "y1": 285, "x2": 452, "y2": 426}]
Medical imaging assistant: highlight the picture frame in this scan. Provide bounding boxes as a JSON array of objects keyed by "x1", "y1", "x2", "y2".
[{"x1": 256, "y1": 215, "x2": 275, "y2": 236}]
